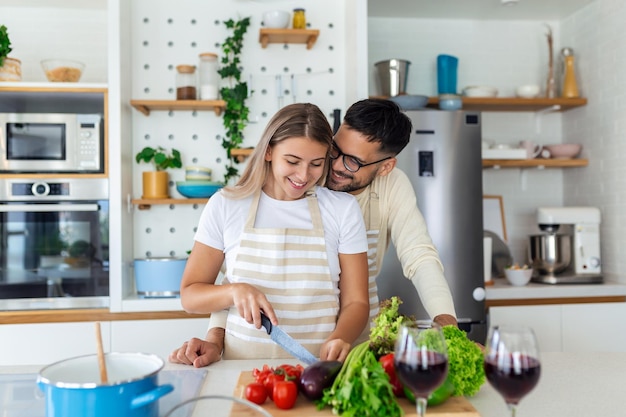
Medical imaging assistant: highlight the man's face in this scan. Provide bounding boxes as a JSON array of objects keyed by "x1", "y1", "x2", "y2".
[{"x1": 326, "y1": 125, "x2": 394, "y2": 195}]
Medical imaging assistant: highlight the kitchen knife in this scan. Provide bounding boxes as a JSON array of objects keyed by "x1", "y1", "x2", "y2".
[{"x1": 260, "y1": 312, "x2": 318, "y2": 365}]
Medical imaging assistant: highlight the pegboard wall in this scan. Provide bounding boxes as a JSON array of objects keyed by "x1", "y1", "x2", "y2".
[{"x1": 131, "y1": 0, "x2": 348, "y2": 258}]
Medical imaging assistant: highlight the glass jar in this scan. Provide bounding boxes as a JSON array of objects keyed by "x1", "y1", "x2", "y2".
[
  {"x1": 175, "y1": 65, "x2": 197, "y2": 100},
  {"x1": 292, "y1": 8, "x2": 306, "y2": 29},
  {"x1": 198, "y1": 53, "x2": 219, "y2": 100}
]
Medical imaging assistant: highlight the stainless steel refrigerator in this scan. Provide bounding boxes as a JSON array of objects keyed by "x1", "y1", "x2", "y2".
[{"x1": 375, "y1": 110, "x2": 486, "y2": 343}]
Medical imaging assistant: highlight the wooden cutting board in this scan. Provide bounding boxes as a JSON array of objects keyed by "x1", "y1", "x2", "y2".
[{"x1": 230, "y1": 371, "x2": 481, "y2": 416}]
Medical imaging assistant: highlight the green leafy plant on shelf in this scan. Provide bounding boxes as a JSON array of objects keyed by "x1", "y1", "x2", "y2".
[
  {"x1": 135, "y1": 146, "x2": 182, "y2": 171},
  {"x1": 0, "y1": 25, "x2": 13, "y2": 67},
  {"x1": 218, "y1": 16, "x2": 251, "y2": 185}
]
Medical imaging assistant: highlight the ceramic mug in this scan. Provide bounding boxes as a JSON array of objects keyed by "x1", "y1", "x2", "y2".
[{"x1": 519, "y1": 140, "x2": 542, "y2": 159}]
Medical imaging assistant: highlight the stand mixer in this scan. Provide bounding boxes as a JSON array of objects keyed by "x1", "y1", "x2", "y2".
[{"x1": 528, "y1": 207, "x2": 603, "y2": 284}]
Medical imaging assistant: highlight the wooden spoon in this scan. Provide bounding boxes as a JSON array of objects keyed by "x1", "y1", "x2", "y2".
[{"x1": 95, "y1": 322, "x2": 108, "y2": 383}]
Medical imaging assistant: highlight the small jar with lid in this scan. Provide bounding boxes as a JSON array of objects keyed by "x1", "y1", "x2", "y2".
[
  {"x1": 292, "y1": 8, "x2": 306, "y2": 29},
  {"x1": 198, "y1": 52, "x2": 219, "y2": 100},
  {"x1": 175, "y1": 65, "x2": 197, "y2": 100}
]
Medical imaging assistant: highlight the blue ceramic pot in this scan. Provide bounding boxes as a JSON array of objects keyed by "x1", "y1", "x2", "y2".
[{"x1": 37, "y1": 352, "x2": 173, "y2": 417}]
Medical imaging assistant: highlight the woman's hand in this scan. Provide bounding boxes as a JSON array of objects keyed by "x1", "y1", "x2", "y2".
[
  {"x1": 319, "y1": 338, "x2": 351, "y2": 362},
  {"x1": 230, "y1": 283, "x2": 278, "y2": 328}
]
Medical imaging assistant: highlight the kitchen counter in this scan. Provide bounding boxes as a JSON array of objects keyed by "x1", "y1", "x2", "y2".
[
  {"x1": 2, "y1": 352, "x2": 623, "y2": 417},
  {"x1": 485, "y1": 279, "x2": 626, "y2": 307}
]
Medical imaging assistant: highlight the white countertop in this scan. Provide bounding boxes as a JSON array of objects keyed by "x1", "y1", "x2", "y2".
[
  {"x1": 4, "y1": 352, "x2": 624, "y2": 417},
  {"x1": 485, "y1": 278, "x2": 626, "y2": 300}
]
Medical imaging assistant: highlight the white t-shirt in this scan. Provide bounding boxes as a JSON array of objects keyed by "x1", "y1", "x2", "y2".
[{"x1": 194, "y1": 185, "x2": 368, "y2": 285}]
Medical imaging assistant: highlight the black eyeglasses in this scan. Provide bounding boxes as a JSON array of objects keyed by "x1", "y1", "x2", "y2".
[{"x1": 329, "y1": 142, "x2": 392, "y2": 173}]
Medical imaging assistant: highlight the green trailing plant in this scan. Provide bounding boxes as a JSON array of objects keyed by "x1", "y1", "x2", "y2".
[
  {"x1": 0, "y1": 25, "x2": 12, "y2": 67},
  {"x1": 135, "y1": 146, "x2": 182, "y2": 171},
  {"x1": 218, "y1": 16, "x2": 251, "y2": 185}
]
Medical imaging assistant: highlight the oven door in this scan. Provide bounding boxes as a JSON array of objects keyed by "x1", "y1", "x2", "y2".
[{"x1": 0, "y1": 201, "x2": 109, "y2": 310}]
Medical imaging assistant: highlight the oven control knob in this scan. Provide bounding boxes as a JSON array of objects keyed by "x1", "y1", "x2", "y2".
[{"x1": 32, "y1": 181, "x2": 50, "y2": 197}]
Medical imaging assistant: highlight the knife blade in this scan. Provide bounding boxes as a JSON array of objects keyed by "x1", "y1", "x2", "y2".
[{"x1": 260, "y1": 312, "x2": 318, "y2": 365}]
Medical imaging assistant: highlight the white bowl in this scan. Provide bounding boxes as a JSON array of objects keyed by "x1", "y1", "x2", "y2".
[
  {"x1": 543, "y1": 144, "x2": 582, "y2": 159},
  {"x1": 505, "y1": 268, "x2": 533, "y2": 286},
  {"x1": 462, "y1": 85, "x2": 498, "y2": 97},
  {"x1": 516, "y1": 84, "x2": 541, "y2": 98},
  {"x1": 263, "y1": 10, "x2": 290, "y2": 28}
]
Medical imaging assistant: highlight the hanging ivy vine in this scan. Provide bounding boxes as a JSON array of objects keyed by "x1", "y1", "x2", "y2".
[{"x1": 219, "y1": 16, "x2": 251, "y2": 185}]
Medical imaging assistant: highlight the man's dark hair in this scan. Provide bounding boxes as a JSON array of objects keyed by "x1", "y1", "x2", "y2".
[{"x1": 343, "y1": 98, "x2": 412, "y2": 155}]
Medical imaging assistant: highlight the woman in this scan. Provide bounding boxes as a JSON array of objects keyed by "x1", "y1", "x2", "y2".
[{"x1": 180, "y1": 103, "x2": 369, "y2": 362}]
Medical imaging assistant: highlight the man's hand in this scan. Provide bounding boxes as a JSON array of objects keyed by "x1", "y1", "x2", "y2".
[{"x1": 168, "y1": 327, "x2": 225, "y2": 368}]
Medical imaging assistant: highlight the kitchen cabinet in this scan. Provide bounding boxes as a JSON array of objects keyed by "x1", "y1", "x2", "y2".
[
  {"x1": 258, "y1": 28, "x2": 320, "y2": 49},
  {"x1": 489, "y1": 302, "x2": 626, "y2": 352}
]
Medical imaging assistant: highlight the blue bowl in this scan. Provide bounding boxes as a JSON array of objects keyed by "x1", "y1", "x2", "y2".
[{"x1": 176, "y1": 181, "x2": 223, "y2": 198}]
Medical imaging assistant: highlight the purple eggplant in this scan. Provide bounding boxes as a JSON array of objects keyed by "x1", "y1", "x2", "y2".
[{"x1": 299, "y1": 360, "x2": 343, "y2": 401}]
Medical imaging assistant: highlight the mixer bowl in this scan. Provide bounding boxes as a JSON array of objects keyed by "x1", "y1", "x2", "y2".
[{"x1": 528, "y1": 233, "x2": 571, "y2": 275}]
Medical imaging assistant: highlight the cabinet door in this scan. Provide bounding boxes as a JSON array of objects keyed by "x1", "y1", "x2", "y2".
[
  {"x1": 0, "y1": 322, "x2": 111, "y2": 366},
  {"x1": 488, "y1": 305, "x2": 562, "y2": 352},
  {"x1": 111, "y1": 318, "x2": 209, "y2": 361},
  {"x1": 562, "y1": 302, "x2": 626, "y2": 352}
]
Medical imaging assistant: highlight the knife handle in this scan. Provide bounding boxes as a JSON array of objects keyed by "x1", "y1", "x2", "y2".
[{"x1": 260, "y1": 312, "x2": 272, "y2": 334}]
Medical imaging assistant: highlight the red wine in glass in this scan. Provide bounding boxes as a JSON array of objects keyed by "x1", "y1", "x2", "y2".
[
  {"x1": 484, "y1": 325, "x2": 541, "y2": 417},
  {"x1": 395, "y1": 351, "x2": 448, "y2": 397},
  {"x1": 484, "y1": 353, "x2": 541, "y2": 405},
  {"x1": 394, "y1": 320, "x2": 448, "y2": 417}
]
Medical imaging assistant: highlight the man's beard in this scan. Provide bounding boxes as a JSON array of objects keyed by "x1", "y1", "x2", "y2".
[{"x1": 326, "y1": 168, "x2": 378, "y2": 193}]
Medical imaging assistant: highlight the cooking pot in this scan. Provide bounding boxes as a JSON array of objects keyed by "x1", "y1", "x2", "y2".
[
  {"x1": 134, "y1": 257, "x2": 187, "y2": 297},
  {"x1": 37, "y1": 352, "x2": 173, "y2": 417},
  {"x1": 528, "y1": 233, "x2": 571, "y2": 275}
]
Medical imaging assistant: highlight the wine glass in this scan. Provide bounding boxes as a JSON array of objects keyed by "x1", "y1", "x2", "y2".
[
  {"x1": 394, "y1": 320, "x2": 448, "y2": 417},
  {"x1": 484, "y1": 325, "x2": 541, "y2": 416}
]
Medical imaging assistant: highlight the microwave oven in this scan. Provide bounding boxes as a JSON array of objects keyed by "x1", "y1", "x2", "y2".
[{"x1": 0, "y1": 113, "x2": 103, "y2": 173}]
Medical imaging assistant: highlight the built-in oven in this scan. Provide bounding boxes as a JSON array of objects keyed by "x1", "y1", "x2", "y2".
[{"x1": 0, "y1": 178, "x2": 109, "y2": 310}]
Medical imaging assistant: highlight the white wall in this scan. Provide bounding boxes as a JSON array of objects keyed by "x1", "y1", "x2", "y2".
[{"x1": 560, "y1": 0, "x2": 626, "y2": 282}]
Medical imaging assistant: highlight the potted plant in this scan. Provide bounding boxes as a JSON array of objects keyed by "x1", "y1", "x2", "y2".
[
  {"x1": 219, "y1": 16, "x2": 251, "y2": 185},
  {"x1": 135, "y1": 146, "x2": 182, "y2": 199},
  {"x1": 0, "y1": 25, "x2": 21, "y2": 81}
]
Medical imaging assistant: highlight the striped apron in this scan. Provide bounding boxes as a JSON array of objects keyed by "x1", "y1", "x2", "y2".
[
  {"x1": 355, "y1": 191, "x2": 382, "y2": 343},
  {"x1": 222, "y1": 191, "x2": 339, "y2": 359}
]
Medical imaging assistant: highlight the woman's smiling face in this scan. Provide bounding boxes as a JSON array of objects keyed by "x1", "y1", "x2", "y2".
[{"x1": 263, "y1": 136, "x2": 328, "y2": 201}]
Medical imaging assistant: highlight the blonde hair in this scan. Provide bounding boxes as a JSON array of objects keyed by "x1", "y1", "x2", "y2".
[{"x1": 223, "y1": 103, "x2": 333, "y2": 199}]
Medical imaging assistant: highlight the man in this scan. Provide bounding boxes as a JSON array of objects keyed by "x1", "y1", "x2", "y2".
[{"x1": 169, "y1": 98, "x2": 457, "y2": 367}]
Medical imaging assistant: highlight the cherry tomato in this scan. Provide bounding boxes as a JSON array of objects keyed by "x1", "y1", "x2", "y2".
[
  {"x1": 263, "y1": 372, "x2": 285, "y2": 400},
  {"x1": 273, "y1": 380, "x2": 298, "y2": 410},
  {"x1": 245, "y1": 382, "x2": 267, "y2": 405},
  {"x1": 379, "y1": 352, "x2": 404, "y2": 397},
  {"x1": 276, "y1": 364, "x2": 304, "y2": 380}
]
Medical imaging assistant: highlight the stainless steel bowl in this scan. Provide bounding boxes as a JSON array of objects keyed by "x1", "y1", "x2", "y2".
[{"x1": 528, "y1": 233, "x2": 571, "y2": 275}]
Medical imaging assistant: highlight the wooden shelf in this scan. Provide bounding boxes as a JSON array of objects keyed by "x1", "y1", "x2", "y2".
[
  {"x1": 131, "y1": 198, "x2": 208, "y2": 210},
  {"x1": 130, "y1": 99, "x2": 226, "y2": 116},
  {"x1": 259, "y1": 28, "x2": 320, "y2": 49},
  {"x1": 482, "y1": 158, "x2": 588, "y2": 168},
  {"x1": 230, "y1": 147, "x2": 254, "y2": 162},
  {"x1": 425, "y1": 96, "x2": 587, "y2": 112}
]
